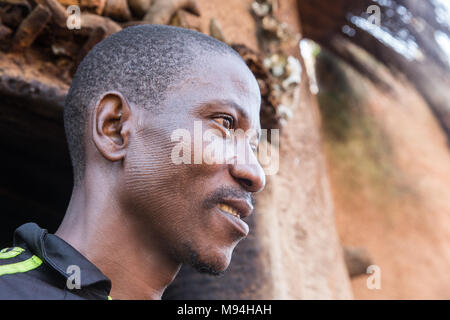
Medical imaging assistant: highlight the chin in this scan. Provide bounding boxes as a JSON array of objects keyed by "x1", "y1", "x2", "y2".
[{"x1": 186, "y1": 243, "x2": 235, "y2": 276}]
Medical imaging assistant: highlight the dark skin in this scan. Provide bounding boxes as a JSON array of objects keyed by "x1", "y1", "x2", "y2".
[{"x1": 56, "y1": 53, "x2": 265, "y2": 300}]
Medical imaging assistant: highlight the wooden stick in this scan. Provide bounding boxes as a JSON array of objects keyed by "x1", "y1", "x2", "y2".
[
  {"x1": 80, "y1": 0, "x2": 106, "y2": 15},
  {"x1": 143, "y1": 0, "x2": 200, "y2": 25},
  {"x1": 103, "y1": 0, "x2": 132, "y2": 22},
  {"x1": 57, "y1": 0, "x2": 79, "y2": 6},
  {"x1": 10, "y1": 4, "x2": 51, "y2": 52},
  {"x1": 127, "y1": 0, "x2": 151, "y2": 19},
  {"x1": 78, "y1": 12, "x2": 121, "y2": 36},
  {"x1": 35, "y1": 0, "x2": 68, "y2": 28}
]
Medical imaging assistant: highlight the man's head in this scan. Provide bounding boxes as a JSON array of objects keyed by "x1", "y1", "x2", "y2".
[{"x1": 64, "y1": 25, "x2": 265, "y2": 275}]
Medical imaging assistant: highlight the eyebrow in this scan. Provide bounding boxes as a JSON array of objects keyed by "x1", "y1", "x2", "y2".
[{"x1": 212, "y1": 99, "x2": 261, "y2": 140}]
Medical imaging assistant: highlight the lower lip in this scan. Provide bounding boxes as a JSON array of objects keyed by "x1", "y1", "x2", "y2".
[{"x1": 216, "y1": 208, "x2": 249, "y2": 237}]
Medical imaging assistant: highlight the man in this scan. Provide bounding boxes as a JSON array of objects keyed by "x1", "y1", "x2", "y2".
[{"x1": 0, "y1": 25, "x2": 265, "y2": 299}]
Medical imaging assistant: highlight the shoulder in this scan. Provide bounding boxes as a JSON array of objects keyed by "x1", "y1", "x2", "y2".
[{"x1": 0, "y1": 246, "x2": 65, "y2": 300}]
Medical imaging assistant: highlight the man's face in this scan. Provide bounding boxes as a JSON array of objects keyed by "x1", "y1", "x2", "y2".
[{"x1": 120, "y1": 53, "x2": 265, "y2": 274}]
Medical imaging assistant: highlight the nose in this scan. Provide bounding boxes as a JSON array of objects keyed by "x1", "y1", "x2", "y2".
[{"x1": 229, "y1": 155, "x2": 266, "y2": 193}]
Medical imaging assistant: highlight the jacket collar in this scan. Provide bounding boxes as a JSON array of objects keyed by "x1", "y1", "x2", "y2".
[{"x1": 13, "y1": 222, "x2": 111, "y2": 293}]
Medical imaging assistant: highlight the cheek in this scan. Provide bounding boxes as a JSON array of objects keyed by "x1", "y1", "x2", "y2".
[
  {"x1": 121, "y1": 129, "x2": 209, "y2": 227},
  {"x1": 122, "y1": 130, "x2": 181, "y2": 213},
  {"x1": 203, "y1": 134, "x2": 236, "y2": 165}
]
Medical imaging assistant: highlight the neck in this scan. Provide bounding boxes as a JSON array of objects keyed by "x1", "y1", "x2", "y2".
[{"x1": 55, "y1": 176, "x2": 181, "y2": 300}]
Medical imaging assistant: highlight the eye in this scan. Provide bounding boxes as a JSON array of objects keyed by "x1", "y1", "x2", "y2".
[{"x1": 212, "y1": 115, "x2": 234, "y2": 130}]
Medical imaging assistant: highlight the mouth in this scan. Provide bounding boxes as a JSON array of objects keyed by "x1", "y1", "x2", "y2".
[
  {"x1": 216, "y1": 198, "x2": 253, "y2": 220},
  {"x1": 215, "y1": 198, "x2": 253, "y2": 236},
  {"x1": 217, "y1": 203, "x2": 241, "y2": 219}
]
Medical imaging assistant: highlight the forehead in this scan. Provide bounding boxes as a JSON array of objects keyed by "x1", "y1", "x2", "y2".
[{"x1": 164, "y1": 53, "x2": 261, "y2": 128}]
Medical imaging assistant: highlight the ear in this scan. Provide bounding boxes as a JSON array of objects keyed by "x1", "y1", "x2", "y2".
[{"x1": 92, "y1": 91, "x2": 131, "y2": 162}]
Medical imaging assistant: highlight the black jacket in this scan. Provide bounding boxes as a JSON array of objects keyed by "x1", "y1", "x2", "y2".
[{"x1": 0, "y1": 223, "x2": 111, "y2": 300}]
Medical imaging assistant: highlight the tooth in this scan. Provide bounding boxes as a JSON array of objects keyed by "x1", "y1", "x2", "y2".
[{"x1": 218, "y1": 203, "x2": 240, "y2": 219}]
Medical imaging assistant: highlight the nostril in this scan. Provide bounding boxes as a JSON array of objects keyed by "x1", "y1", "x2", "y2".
[
  {"x1": 229, "y1": 163, "x2": 265, "y2": 192},
  {"x1": 240, "y1": 178, "x2": 253, "y2": 189}
]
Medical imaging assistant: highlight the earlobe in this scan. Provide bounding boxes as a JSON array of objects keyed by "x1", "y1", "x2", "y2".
[{"x1": 92, "y1": 91, "x2": 131, "y2": 162}]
